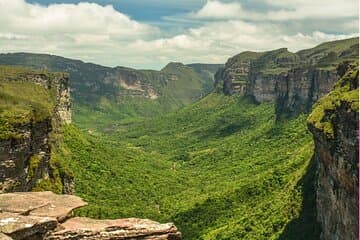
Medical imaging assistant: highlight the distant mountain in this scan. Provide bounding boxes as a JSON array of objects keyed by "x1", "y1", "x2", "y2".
[
  {"x1": 215, "y1": 37, "x2": 359, "y2": 118},
  {"x1": 0, "y1": 53, "x2": 222, "y2": 128}
]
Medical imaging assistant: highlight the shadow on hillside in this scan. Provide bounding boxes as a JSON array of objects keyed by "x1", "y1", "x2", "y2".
[{"x1": 278, "y1": 156, "x2": 321, "y2": 240}]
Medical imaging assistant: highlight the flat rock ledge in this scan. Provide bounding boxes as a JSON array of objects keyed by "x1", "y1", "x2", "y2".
[{"x1": 0, "y1": 192, "x2": 181, "y2": 240}]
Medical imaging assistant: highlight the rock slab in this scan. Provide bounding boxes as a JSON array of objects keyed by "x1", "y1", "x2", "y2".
[
  {"x1": 0, "y1": 191, "x2": 87, "y2": 222},
  {"x1": 46, "y1": 217, "x2": 181, "y2": 240},
  {"x1": 0, "y1": 192, "x2": 181, "y2": 240}
]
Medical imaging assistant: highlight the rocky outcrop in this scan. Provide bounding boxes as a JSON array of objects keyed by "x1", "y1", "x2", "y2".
[
  {"x1": 0, "y1": 192, "x2": 181, "y2": 240},
  {"x1": 215, "y1": 37, "x2": 359, "y2": 119},
  {"x1": 307, "y1": 63, "x2": 359, "y2": 240},
  {"x1": 0, "y1": 68, "x2": 73, "y2": 193},
  {"x1": 275, "y1": 67, "x2": 339, "y2": 118},
  {"x1": 215, "y1": 51, "x2": 261, "y2": 95}
]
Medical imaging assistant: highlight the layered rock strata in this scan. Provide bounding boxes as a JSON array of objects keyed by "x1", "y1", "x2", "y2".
[{"x1": 0, "y1": 192, "x2": 181, "y2": 240}]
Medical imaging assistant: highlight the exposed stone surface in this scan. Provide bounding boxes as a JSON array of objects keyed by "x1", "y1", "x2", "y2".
[
  {"x1": 0, "y1": 212, "x2": 57, "y2": 240},
  {"x1": 0, "y1": 192, "x2": 87, "y2": 222},
  {"x1": 275, "y1": 67, "x2": 339, "y2": 118},
  {"x1": 0, "y1": 120, "x2": 51, "y2": 193},
  {"x1": 0, "y1": 69, "x2": 73, "y2": 193},
  {"x1": 308, "y1": 64, "x2": 359, "y2": 240},
  {"x1": 0, "y1": 192, "x2": 181, "y2": 240},
  {"x1": 45, "y1": 217, "x2": 181, "y2": 240},
  {"x1": 215, "y1": 51, "x2": 260, "y2": 95},
  {"x1": 0, "y1": 232, "x2": 13, "y2": 240}
]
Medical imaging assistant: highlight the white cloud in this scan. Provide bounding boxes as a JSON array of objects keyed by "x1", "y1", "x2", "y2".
[
  {"x1": 193, "y1": 0, "x2": 244, "y2": 19},
  {"x1": 115, "y1": 20, "x2": 357, "y2": 68},
  {"x1": 192, "y1": 0, "x2": 359, "y2": 21},
  {"x1": 0, "y1": 0, "x2": 156, "y2": 37},
  {"x1": 0, "y1": 0, "x2": 357, "y2": 69}
]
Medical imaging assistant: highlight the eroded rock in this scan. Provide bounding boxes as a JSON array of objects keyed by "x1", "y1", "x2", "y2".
[
  {"x1": 46, "y1": 217, "x2": 181, "y2": 240},
  {"x1": 0, "y1": 212, "x2": 57, "y2": 240},
  {"x1": 0, "y1": 192, "x2": 181, "y2": 240},
  {"x1": 0, "y1": 232, "x2": 13, "y2": 240},
  {"x1": 0, "y1": 192, "x2": 87, "y2": 222}
]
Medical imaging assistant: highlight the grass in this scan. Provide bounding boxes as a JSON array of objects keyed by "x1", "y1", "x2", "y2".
[
  {"x1": 0, "y1": 68, "x2": 57, "y2": 139},
  {"x1": 27, "y1": 154, "x2": 42, "y2": 179},
  {"x1": 59, "y1": 93, "x2": 319, "y2": 239}
]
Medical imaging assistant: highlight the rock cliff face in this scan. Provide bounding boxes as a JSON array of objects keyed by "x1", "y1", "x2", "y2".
[
  {"x1": 215, "y1": 37, "x2": 359, "y2": 119},
  {"x1": 307, "y1": 63, "x2": 359, "y2": 240},
  {"x1": 275, "y1": 67, "x2": 339, "y2": 118},
  {"x1": 215, "y1": 51, "x2": 261, "y2": 95},
  {"x1": 0, "y1": 67, "x2": 72, "y2": 193},
  {"x1": 0, "y1": 192, "x2": 181, "y2": 240}
]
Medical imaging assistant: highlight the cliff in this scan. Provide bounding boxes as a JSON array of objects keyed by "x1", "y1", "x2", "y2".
[
  {"x1": 307, "y1": 62, "x2": 359, "y2": 240},
  {"x1": 0, "y1": 66, "x2": 72, "y2": 193},
  {"x1": 215, "y1": 37, "x2": 359, "y2": 119},
  {"x1": 215, "y1": 51, "x2": 261, "y2": 95}
]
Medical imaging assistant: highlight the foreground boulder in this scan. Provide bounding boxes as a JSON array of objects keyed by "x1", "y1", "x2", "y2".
[
  {"x1": 0, "y1": 212, "x2": 57, "y2": 240},
  {"x1": 0, "y1": 192, "x2": 181, "y2": 240},
  {"x1": 45, "y1": 217, "x2": 181, "y2": 240}
]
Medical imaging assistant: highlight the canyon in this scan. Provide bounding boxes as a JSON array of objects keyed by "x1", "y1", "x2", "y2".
[{"x1": 0, "y1": 37, "x2": 358, "y2": 239}]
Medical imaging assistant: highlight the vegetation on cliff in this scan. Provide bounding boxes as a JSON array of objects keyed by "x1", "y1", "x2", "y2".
[
  {"x1": 0, "y1": 66, "x2": 59, "y2": 139},
  {"x1": 0, "y1": 66, "x2": 72, "y2": 193},
  {"x1": 308, "y1": 63, "x2": 359, "y2": 138}
]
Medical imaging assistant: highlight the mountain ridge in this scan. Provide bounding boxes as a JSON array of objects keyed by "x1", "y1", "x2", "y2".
[
  {"x1": 215, "y1": 37, "x2": 359, "y2": 119},
  {"x1": 0, "y1": 53, "x2": 223, "y2": 129}
]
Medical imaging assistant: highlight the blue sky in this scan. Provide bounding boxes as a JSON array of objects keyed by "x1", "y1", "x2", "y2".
[
  {"x1": 28, "y1": 0, "x2": 206, "y2": 24},
  {"x1": 0, "y1": 0, "x2": 358, "y2": 69}
]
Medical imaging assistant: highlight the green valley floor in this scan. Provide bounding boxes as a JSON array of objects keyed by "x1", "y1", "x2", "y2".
[{"x1": 58, "y1": 93, "x2": 320, "y2": 239}]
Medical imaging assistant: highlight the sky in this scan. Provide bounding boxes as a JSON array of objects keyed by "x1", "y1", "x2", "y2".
[{"x1": 0, "y1": 0, "x2": 358, "y2": 69}]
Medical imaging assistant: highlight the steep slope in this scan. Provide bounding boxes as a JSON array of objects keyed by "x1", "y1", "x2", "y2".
[
  {"x1": 161, "y1": 62, "x2": 215, "y2": 105},
  {"x1": 58, "y1": 93, "x2": 319, "y2": 239},
  {"x1": 215, "y1": 37, "x2": 359, "y2": 119},
  {"x1": 0, "y1": 66, "x2": 72, "y2": 193},
  {"x1": 0, "y1": 53, "x2": 221, "y2": 129},
  {"x1": 308, "y1": 62, "x2": 359, "y2": 240}
]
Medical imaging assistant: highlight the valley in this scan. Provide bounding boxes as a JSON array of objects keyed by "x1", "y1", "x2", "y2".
[
  {"x1": 59, "y1": 94, "x2": 319, "y2": 239},
  {"x1": 0, "y1": 37, "x2": 358, "y2": 240}
]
